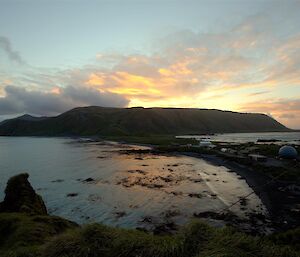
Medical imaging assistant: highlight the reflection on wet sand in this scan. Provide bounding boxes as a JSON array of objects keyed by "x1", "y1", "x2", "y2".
[
  {"x1": 0, "y1": 138, "x2": 269, "y2": 233},
  {"x1": 72, "y1": 141, "x2": 268, "y2": 232}
]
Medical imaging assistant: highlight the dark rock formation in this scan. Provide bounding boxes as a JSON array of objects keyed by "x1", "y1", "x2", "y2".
[{"x1": 0, "y1": 173, "x2": 47, "y2": 215}]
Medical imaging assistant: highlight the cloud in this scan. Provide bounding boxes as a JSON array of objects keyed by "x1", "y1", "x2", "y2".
[
  {"x1": 279, "y1": 113, "x2": 295, "y2": 119},
  {"x1": 247, "y1": 91, "x2": 270, "y2": 97},
  {"x1": 0, "y1": 85, "x2": 129, "y2": 116},
  {"x1": 238, "y1": 98, "x2": 300, "y2": 129},
  {"x1": 62, "y1": 37, "x2": 254, "y2": 106},
  {"x1": 60, "y1": 12, "x2": 299, "y2": 108},
  {"x1": 0, "y1": 36, "x2": 25, "y2": 65},
  {"x1": 1, "y1": 2, "x2": 300, "y2": 128},
  {"x1": 239, "y1": 98, "x2": 300, "y2": 113}
]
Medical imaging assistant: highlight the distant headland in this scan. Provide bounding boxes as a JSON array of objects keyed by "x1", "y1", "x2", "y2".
[{"x1": 0, "y1": 106, "x2": 291, "y2": 137}]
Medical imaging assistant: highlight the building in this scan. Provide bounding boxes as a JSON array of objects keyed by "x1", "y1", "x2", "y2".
[
  {"x1": 248, "y1": 154, "x2": 267, "y2": 162},
  {"x1": 279, "y1": 145, "x2": 298, "y2": 159},
  {"x1": 197, "y1": 139, "x2": 215, "y2": 148}
]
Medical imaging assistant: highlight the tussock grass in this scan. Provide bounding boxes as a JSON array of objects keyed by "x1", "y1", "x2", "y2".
[
  {"x1": 196, "y1": 226, "x2": 298, "y2": 257},
  {"x1": 42, "y1": 223, "x2": 182, "y2": 257},
  {"x1": 268, "y1": 227, "x2": 300, "y2": 251},
  {"x1": 0, "y1": 213, "x2": 77, "y2": 256},
  {"x1": 0, "y1": 214, "x2": 299, "y2": 257}
]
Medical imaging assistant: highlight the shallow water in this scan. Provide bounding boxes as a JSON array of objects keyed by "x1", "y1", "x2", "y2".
[
  {"x1": 177, "y1": 132, "x2": 300, "y2": 144},
  {"x1": 0, "y1": 137, "x2": 266, "y2": 229}
]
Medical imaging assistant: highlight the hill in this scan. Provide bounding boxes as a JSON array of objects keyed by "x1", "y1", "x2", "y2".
[
  {"x1": 0, "y1": 114, "x2": 47, "y2": 126},
  {"x1": 0, "y1": 106, "x2": 290, "y2": 136}
]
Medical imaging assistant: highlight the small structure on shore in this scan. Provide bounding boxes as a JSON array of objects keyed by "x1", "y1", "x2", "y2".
[
  {"x1": 220, "y1": 148, "x2": 227, "y2": 153},
  {"x1": 197, "y1": 139, "x2": 215, "y2": 148},
  {"x1": 278, "y1": 145, "x2": 298, "y2": 159},
  {"x1": 248, "y1": 154, "x2": 267, "y2": 162}
]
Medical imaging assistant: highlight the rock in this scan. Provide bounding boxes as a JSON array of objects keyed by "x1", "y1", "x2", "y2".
[
  {"x1": 210, "y1": 194, "x2": 217, "y2": 198},
  {"x1": 257, "y1": 139, "x2": 281, "y2": 143},
  {"x1": 51, "y1": 179, "x2": 64, "y2": 183},
  {"x1": 67, "y1": 193, "x2": 78, "y2": 197},
  {"x1": 170, "y1": 191, "x2": 183, "y2": 196},
  {"x1": 83, "y1": 177, "x2": 95, "y2": 182},
  {"x1": 193, "y1": 211, "x2": 239, "y2": 222},
  {"x1": 239, "y1": 197, "x2": 248, "y2": 206},
  {"x1": 0, "y1": 173, "x2": 47, "y2": 215},
  {"x1": 159, "y1": 176, "x2": 172, "y2": 183},
  {"x1": 190, "y1": 178, "x2": 203, "y2": 183},
  {"x1": 114, "y1": 211, "x2": 126, "y2": 218},
  {"x1": 188, "y1": 193, "x2": 203, "y2": 198},
  {"x1": 127, "y1": 169, "x2": 147, "y2": 175},
  {"x1": 248, "y1": 212, "x2": 266, "y2": 222},
  {"x1": 140, "y1": 216, "x2": 153, "y2": 223}
]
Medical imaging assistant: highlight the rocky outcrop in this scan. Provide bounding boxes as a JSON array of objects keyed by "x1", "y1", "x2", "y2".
[{"x1": 0, "y1": 173, "x2": 47, "y2": 215}]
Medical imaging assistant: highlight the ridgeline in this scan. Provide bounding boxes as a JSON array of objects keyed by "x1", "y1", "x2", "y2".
[{"x1": 0, "y1": 106, "x2": 290, "y2": 137}]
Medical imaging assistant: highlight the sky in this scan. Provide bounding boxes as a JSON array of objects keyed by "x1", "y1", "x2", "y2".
[{"x1": 0, "y1": 0, "x2": 300, "y2": 129}]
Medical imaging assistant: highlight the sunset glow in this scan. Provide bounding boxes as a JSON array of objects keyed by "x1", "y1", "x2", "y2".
[{"x1": 0, "y1": 0, "x2": 300, "y2": 128}]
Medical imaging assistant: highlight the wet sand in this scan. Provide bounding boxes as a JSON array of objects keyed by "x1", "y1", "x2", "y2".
[{"x1": 180, "y1": 152, "x2": 300, "y2": 232}]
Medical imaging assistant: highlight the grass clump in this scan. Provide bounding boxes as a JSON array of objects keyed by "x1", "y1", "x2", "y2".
[
  {"x1": 196, "y1": 226, "x2": 299, "y2": 257},
  {"x1": 0, "y1": 213, "x2": 77, "y2": 256},
  {"x1": 40, "y1": 221, "x2": 300, "y2": 257},
  {"x1": 0, "y1": 214, "x2": 299, "y2": 257},
  {"x1": 42, "y1": 223, "x2": 183, "y2": 257},
  {"x1": 268, "y1": 227, "x2": 300, "y2": 251}
]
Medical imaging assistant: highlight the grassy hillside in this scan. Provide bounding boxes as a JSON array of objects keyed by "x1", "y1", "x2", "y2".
[{"x1": 0, "y1": 106, "x2": 290, "y2": 136}]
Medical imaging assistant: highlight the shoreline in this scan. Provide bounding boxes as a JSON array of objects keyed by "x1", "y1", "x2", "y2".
[
  {"x1": 170, "y1": 151, "x2": 299, "y2": 232},
  {"x1": 184, "y1": 152, "x2": 273, "y2": 213},
  {"x1": 84, "y1": 137, "x2": 299, "y2": 233}
]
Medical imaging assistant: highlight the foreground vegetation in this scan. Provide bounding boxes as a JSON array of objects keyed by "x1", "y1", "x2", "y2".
[
  {"x1": 1, "y1": 212, "x2": 300, "y2": 257},
  {"x1": 0, "y1": 174, "x2": 300, "y2": 257}
]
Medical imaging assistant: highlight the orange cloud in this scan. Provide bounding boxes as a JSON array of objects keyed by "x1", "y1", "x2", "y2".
[
  {"x1": 85, "y1": 59, "x2": 199, "y2": 100},
  {"x1": 159, "y1": 61, "x2": 193, "y2": 76},
  {"x1": 86, "y1": 73, "x2": 105, "y2": 86}
]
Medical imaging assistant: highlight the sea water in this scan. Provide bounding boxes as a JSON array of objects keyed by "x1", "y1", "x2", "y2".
[{"x1": 0, "y1": 136, "x2": 266, "y2": 229}]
